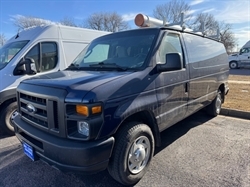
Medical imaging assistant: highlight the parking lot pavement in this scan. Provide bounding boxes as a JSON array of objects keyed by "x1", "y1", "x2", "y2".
[
  {"x1": 229, "y1": 68, "x2": 250, "y2": 76},
  {"x1": 138, "y1": 114, "x2": 250, "y2": 187},
  {"x1": 0, "y1": 112, "x2": 250, "y2": 187},
  {"x1": 0, "y1": 136, "x2": 21, "y2": 172}
]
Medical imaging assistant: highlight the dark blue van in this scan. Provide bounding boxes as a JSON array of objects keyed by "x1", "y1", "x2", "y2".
[{"x1": 13, "y1": 15, "x2": 229, "y2": 186}]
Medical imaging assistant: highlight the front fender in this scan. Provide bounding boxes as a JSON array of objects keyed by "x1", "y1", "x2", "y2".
[
  {"x1": 0, "y1": 88, "x2": 17, "y2": 106},
  {"x1": 97, "y1": 90, "x2": 158, "y2": 139}
]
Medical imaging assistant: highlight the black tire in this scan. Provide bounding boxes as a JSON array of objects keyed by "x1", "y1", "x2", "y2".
[
  {"x1": 0, "y1": 102, "x2": 18, "y2": 136},
  {"x1": 206, "y1": 90, "x2": 223, "y2": 117},
  {"x1": 229, "y1": 61, "x2": 238, "y2": 69},
  {"x1": 108, "y1": 122, "x2": 155, "y2": 186}
]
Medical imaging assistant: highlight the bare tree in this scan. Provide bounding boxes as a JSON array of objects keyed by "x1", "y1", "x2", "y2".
[
  {"x1": 84, "y1": 12, "x2": 129, "y2": 32},
  {"x1": 153, "y1": 0, "x2": 192, "y2": 24},
  {"x1": 60, "y1": 16, "x2": 77, "y2": 27},
  {"x1": 12, "y1": 15, "x2": 55, "y2": 30},
  {"x1": 191, "y1": 13, "x2": 237, "y2": 53},
  {"x1": 0, "y1": 33, "x2": 7, "y2": 47},
  {"x1": 219, "y1": 22, "x2": 237, "y2": 53},
  {"x1": 191, "y1": 13, "x2": 218, "y2": 35}
]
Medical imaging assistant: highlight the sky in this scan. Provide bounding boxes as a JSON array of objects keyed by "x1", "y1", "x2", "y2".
[{"x1": 0, "y1": 0, "x2": 249, "y2": 50}]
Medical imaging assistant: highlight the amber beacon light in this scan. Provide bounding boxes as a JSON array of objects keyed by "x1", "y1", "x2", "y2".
[{"x1": 134, "y1": 13, "x2": 164, "y2": 27}]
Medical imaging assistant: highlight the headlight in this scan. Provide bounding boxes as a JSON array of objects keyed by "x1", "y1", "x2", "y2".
[{"x1": 77, "y1": 121, "x2": 89, "y2": 136}]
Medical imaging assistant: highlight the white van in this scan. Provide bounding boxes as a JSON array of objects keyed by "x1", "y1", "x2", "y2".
[
  {"x1": 0, "y1": 25, "x2": 109, "y2": 135},
  {"x1": 229, "y1": 40, "x2": 250, "y2": 69}
]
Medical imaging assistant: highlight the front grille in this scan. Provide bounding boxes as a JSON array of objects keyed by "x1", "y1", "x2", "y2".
[
  {"x1": 20, "y1": 93, "x2": 46, "y2": 105},
  {"x1": 22, "y1": 113, "x2": 48, "y2": 128},
  {"x1": 19, "y1": 92, "x2": 59, "y2": 131}
]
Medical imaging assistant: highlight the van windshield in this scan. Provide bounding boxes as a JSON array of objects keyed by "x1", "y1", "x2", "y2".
[
  {"x1": 69, "y1": 29, "x2": 158, "y2": 71},
  {"x1": 0, "y1": 40, "x2": 29, "y2": 70}
]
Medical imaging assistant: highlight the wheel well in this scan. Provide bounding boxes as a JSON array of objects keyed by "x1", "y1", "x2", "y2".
[
  {"x1": 0, "y1": 98, "x2": 16, "y2": 111},
  {"x1": 218, "y1": 84, "x2": 225, "y2": 103},
  {"x1": 116, "y1": 110, "x2": 161, "y2": 147}
]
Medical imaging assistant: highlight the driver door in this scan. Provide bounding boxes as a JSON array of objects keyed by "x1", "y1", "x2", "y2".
[
  {"x1": 155, "y1": 32, "x2": 189, "y2": 131},
  {"x1": 239, "y1": 48, "x2": 250, "y2": 64}
]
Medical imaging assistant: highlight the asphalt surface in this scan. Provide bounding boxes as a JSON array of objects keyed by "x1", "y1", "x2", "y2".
[
  {"x1": 229, "y1": 68, "x2": 250, "y2": 76},
  {"x1": 0, "y1": 111, "x2": 250, "y2": 187}
]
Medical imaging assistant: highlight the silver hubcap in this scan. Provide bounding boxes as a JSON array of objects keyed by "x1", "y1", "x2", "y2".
[
  {"x1": 216, "y1": 94, "x2": 222, "y2": 114},
  {"x1": 230, "y1": 62, "x2": 237, "y2": 68},
  {"x1": 128, "y1": 136, "x2": 151, "y2": 174},
  {"x1": 10, "y1": 110, "x2": 18, "y2": 126}
]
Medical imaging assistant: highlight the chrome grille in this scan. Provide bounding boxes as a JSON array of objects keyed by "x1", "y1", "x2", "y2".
[{"x1": 19, "y1": 92, "x2": 58, "y2": 131}]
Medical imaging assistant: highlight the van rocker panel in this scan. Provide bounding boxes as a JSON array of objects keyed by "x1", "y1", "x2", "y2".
[{"x1": 14, "y1": 115, "x2": 114, "y2": 173}]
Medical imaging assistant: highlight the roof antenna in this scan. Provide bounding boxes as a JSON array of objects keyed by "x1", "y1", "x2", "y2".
[{"x1": 15, "y1": 28, "x2": 20, "y2": 39}]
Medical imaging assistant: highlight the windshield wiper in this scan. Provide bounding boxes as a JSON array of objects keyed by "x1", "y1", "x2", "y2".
[
  {"x1": 65, "y1": 63, "x2": 80, "y2": 70},
  {"x1": 89, "y1": 62, "x2": 127, "y2": 71}
]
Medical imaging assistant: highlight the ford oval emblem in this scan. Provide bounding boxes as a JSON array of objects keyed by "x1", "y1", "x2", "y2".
[{"x1": 26, "y1": 103, "x2": 36, "y2": 113}]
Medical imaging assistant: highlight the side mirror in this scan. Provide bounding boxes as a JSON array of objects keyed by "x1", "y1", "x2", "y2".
[
  {"x1": 239, "y1": 49, "x2": 243, "y2": 54},
  {"x1": 157, "y1": 53, "x2": 182, "y2": 72},
  {"x1": 14, "y1": 58, "x2": 37, "y2": 75}
]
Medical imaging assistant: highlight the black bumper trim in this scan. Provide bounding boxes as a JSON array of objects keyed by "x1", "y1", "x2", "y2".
[
  {"x1": 36, "y1": 151, "x2": 110, "y2": 173},
  {"x1": 14, "y1": 115, "x2": 114, "y2": 173}
]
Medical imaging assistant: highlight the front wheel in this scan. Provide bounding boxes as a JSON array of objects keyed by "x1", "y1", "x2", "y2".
[
  {"x1": 229, "y1": 61, "x2": 238, "y2": 69},
  {"x1": 206, "y1": 90, "x2": 223, "y2": 117},
  {"x1": 108, "y1": 122, "x2": 155, "y2": 186},
  {"x1": 0, "y1": 102, "x2": 18, "y2": 136}
]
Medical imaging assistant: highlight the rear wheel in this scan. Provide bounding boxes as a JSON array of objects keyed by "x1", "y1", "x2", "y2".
[
  {"x1": 0, "y1": 102, "x2": 17, "y2": 136},
  {"x1": 108, "y1": 122, "x2": 154, "y2": 186},
  {"x1": 206, "y1": 90, "x2": 223, "y2": 117},
  {"x1": 229, "y1": 61, "x2": 238, "y2": 69}
]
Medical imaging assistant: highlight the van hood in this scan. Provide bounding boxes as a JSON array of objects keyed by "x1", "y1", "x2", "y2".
[
  {"x1": 229, "y1": 53, "x2": 238, "y2": 57},
  {"x1": 20, "y1": 68, "x2": 154, "y2": 103},
  {"x1": 21, "y1": 70, "x2": 136, "y2": 102}
]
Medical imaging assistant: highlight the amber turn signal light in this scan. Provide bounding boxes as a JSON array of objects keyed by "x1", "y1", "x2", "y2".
[
  {"x1": 92, "y1": 106, "x2": 102, "y2": 114},
  {"x1": 76, "y1": 105, "x2": 89, "y2": 116}
]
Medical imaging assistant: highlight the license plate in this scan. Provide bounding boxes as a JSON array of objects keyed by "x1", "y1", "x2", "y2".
[{"x1": 23, "y1": 142, "x2": 35, "y2": 161}]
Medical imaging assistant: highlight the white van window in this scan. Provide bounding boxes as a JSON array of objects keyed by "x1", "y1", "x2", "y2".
[
  {"x1": 158, "y1": 33, "x2": 183, "y2": 65},
  {"x1": 41, "y1": 43, "x2": 57, "y2": 72},
  {"x1": 25, "y1": 44, "x2": 39, "y2": 70},
  {"x1": 25, "y1": 42, "x2": 58, "y2": 72},
  {"x1": 240, "y1": 48, "x2": 250, "y2": 54},
  {"x1": 0, "y1": 40, "x2": 29, "y2": 70}
]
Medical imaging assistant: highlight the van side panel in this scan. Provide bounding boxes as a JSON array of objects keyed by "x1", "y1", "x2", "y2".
[
  {"x1": 58, "y1": 26, "x2": 110, "y2": 67},
  {"x1": 59, "y1": 26, "x2": 109, "y2": 42},
  {"x1": 61, "y1": 42, "x2": 88, "y2": 66},
  {"x1": 183, "y1": 33, "x2": 229, "y2": 116}
]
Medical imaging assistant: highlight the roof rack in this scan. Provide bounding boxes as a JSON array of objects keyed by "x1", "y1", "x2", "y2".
[{"x1": 134, "y1": 13, "x2": 220, "y2": 41}]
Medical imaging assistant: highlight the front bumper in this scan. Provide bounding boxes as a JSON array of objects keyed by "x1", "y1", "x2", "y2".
[{"x1": 14, "y1": 115, "x2": 114, "y2": 173}]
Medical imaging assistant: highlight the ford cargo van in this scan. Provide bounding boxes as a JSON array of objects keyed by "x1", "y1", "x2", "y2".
[
  {"x1": 13, "y1": 14, "x2": 229, "y2": 185},
  {"x1": 0, "y1": 25, "x2": 109, "y2": 135}
]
